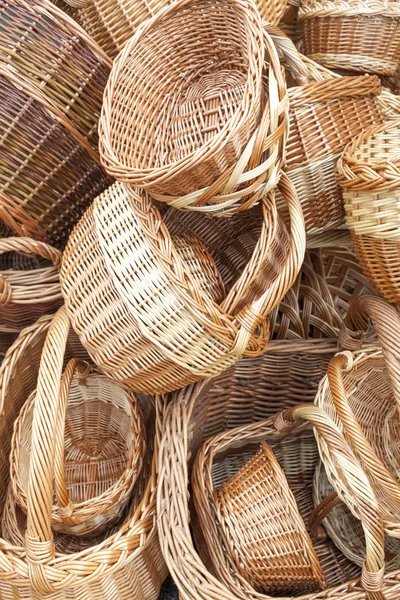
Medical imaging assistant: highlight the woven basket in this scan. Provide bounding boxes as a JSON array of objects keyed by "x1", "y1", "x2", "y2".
[
  {"x1": 99, "y1": 0, "x2": 288, "y2": 216},
  {"x1": 209, "y1": 440, "x2": 326, "y2": 595},
  {"x1": 315, "y1": 295, "x2": 400, "y2": 545},
  {"x1": 0, "y1": 237, "x2": 63, "y2": 355},
  {"x1": 337, "y1": 119, "x2": 400, "y2": 304},
  {"x1": 0, "y1": 311, "x2": 168, "y2": 599},
  {"x1": 269, "y1": 27, "x2": 384, "y2": 233},
  {"x1": 0, "y1": 64, "x2": 109, "y2": 249},
  {"x1": 10, "y1": 350, "x2": 146, "y2": 537},
  {"x1": 61, "y1": 176, "x2": 305, "y2": 394},
  {"x1": 299, "y1": 0, "x2": 400, "y2": 76},
  {"x1": 0, "y1": 0, "x2": 111, "y2": 150}
]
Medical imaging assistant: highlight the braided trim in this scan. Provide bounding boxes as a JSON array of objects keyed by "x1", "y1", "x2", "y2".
[{"x1": 299, "y1": 0, "x2": 400, "y2": 19}]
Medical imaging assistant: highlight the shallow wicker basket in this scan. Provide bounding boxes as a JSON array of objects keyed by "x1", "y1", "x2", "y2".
[
  {"x1": 0, "y1": 237, "x2": 63, "y2": 355},
  {"x1": 315, "y1": 295, "x2": 400, "y2": 545},
  {"x1": 0, "y1": 65, "x2": 109, "y2": 249},
  {"x1": 0, "y1": 0, "x2": 111, "y2": 150},
  {"x1": 10, "y1": 346, "x2": 146, "y2": 537},
  {"x1": 299, "y1": 0, "x2": 400, "y2": 76},
  {"x1": 0, "y1": 312, "x2": 168, "y2": 599},
  {"x1": 209, "y1": 440, "x2": 326, "y2": 595},
  {"x1": 99, "y1": 0, "x2": 288, "y2": 215},
  {"x1": 61, "y1": 176, "x2": 305, "y2": 394},
  {"x1": 337, "y1": 119, "x2": 400, "y2": 305},
  {"x1": 269, "y1": 27, "x2": 384, "y2": 233}
]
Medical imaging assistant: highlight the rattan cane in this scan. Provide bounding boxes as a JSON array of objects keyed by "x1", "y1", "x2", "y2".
[
  {"x1": 299, "y1": 0, "x2": 400, "y2": 76},
  {"x1": 10, "y1": 354, "x2": 146, "y2": 537},
  {"x1": 0, "y1": 0, "x2": 111, "y2": 150},
  {"x1": 99, "y1": 0, "x2": 288, "y2": 215},
  {"x1": 337, "y1": 119, "x2": 400, "y2": 304},
  {"x1": 0, "y1": 65, "x2": 109, "y2": 249},
  {"x1": 0, "y1": 237, "x2": 62, "y2": 355},
  {"x1": 0, "y1": 312, "x2": 168, "y2": 599},
  {"x1": 61, "y1": 176, "x2": 305, "y2": 394}
]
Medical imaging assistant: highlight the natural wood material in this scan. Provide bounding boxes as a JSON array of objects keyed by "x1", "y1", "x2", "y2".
[
  {"x1": 300, "y1": 0, "x2": 400, "y2": 75},
  {"x1": 337, "y1": 118, "x2": 400, "y2": 304},
  {"x1": 99, "y1": 0, "x2": 288, "y2": 215},
  {"x1": 61, "y1": 176, "x2": 305, "y2": 394},
  {"x1": 0, "y1": 313, "x2": 168, "y2": 598}
]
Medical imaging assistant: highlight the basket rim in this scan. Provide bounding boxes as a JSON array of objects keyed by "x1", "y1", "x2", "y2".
[{"x1": 299, "y1": 0, "x2": 400, "y2": 19}]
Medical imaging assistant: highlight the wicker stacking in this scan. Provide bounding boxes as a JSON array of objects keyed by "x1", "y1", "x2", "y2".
[
  {"x1": 61, "y1": 177, "x2": 305, "y2": 394},
  {"x1": 202, "y1": 440, "x2": 326, "y2": 595},
  {"x1": 269, "y1": 28, "x2": 384, "y2": 233},
  {"x1": 299, "y1": 0, "x2": 400, "y2": 76},
  {"x1": 337, "y1": 119, "x2": 400, "y2": 305},
  {"x1": 10, "y1": 333, "x2": 146, "y2": 537},
  {"x1": 0, "y1": 237, "x2": 63, "y2": 355},
  {"x1": 0, "y1": 314, "x2": 168, "y2": 599},
  {"x1": 99, "y1": 0, "x2": 288, "y2": 215},
  {"x1": 315, "y1": 295, "x2": 400, "y2": 543}
]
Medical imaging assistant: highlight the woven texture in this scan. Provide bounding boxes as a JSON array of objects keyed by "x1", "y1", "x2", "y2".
[
  {"x1": 61, "y1": 177, "x2": 305, "y2": 394},
  {"x1": 0, "y1": 314, "x2": 168, "y2": 599},
  {"x1": 99, "y1": 0, "x2": 288, "y2": 215},
  {"x1": 0, "y1": 66, "x2": 109, "y2": 249},
  {"x1": 0, "y1": 237, "x2": 63, "y2": 355},
  {"x1": 338, "y1": 119, "x2": 400, "y2": 304},
  {"x1": 300, "y1": 0, "x2": 400, "y2": 75},
  {"x1": 10, "y1": 354, "x2": 146, "y2": 537},
  {"x1": 212, "y1": 441, "x2": 326, "y2": 595}
]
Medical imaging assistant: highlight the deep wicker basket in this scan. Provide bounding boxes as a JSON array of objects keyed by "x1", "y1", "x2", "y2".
[
  {"x1": 337, "y1": 118, "x2": 400, "y2": 305},
  {"x1": 61, "y1": 176, "x2": 305, "y2": 394},
  {"x1": 10, "y1": 334, "x2": 146, "y2": 537},
  {"x1": 0, "y1": 313, "x2": 168, "y2": 599},
  {"x1": 99, "y1": 0, "x2": 288, "y2": 215},
  {"x1": 299, "y1": 0, "x2": 400, "y2": 76},
  {"x1": 0, "y1": 237, "x2": 63, "y2": 355}
]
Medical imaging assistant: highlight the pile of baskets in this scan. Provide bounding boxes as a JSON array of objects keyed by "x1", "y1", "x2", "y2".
[{"x1": 0, "y1": 0, "x2": 400, "y2": 599}]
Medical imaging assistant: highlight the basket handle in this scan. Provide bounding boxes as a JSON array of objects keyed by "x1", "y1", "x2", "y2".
[
  {"x1": 52, "y1": 358, "x2": 94, "y2": 526},
  {"x1": 0, "y1": 191, "x2": 49, "y2": 241},
  {"x1": 24, "y1": 307, "x2": 70, "y2": 594},
  {"x1": 0, "y1": 237, "x2": 62, "y2": 305}
]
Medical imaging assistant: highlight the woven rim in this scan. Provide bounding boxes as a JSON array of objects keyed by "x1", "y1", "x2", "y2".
[{"x1": 299, "y1": 0, "x2": 400, "y2": 19}]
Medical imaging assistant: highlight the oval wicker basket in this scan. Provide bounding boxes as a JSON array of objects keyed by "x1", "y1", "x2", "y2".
[
  {"x1": 0, "y1": 65, "x2": 109, "y2": 249},
  {"x1": 61, "y1": 176, "x2": 305, "y2": 394},
  {"x1": 10, "y1": 347, "x2": 146, "y2": 537},
  {"x1": 299, "y1": 0, "x2": 400, "y2": 76},
  {"x1": 0, "y1": 313, "x2": 168, "y2": 599},
  {"x1": 99, "y1": 0, "x2": 288, "y2": 215},
  {"x1": 337, "y1": 119, "x2": 400, "y2": 304},
  {"x1": 0, "y1": 237, "x2": 63, "y2": 355},
  {"x1": 269, "y1": 26, "x2": 384, "y2": 233}
]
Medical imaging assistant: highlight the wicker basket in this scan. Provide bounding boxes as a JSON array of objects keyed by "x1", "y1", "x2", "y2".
[
  {"x1": 0, "y1": 194, "x2": 48, "y2": 241},
  {"x1": 10, "y1": 348, "x2": 146, "y2": 537},
  {"x1": 299, "y1": 0, "x2": 400, "y2": 76},
  {"x1": 99, "y1": 0, "x2": 288, "y2": 216},
  {"x1": 0, "y1": 312, "x2": 168, "y2": 599},
  {"x1": 0, "y1": 237, "x2": 63, "y2": 356},
  {"x1": 0, "y1": 65, "x2": 109, "y2": 249},
  {"x1": 61, "y1": 176, "x2": 305, "y2": 394},
  {"x1": 337, "y1": 119, "x2": 400, "y2": 304},
  {"x1": 0, "y1": 0, "x2": 111, "y2": 150},
  {"x1": 209, "y1": 440, "x2": 326, "y2": 595},
  {"x1": 269, "y1": 27, "x2": 384, "y2": 233},
  {"x1": 315, "y1": 295, "x2": 400, "y2": 544}
]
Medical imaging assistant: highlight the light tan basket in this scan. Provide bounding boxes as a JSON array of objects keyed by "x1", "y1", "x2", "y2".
[
  {"x1": 0, "y1": 312, "x2": 168, "y2": 599},
  {"x1": 61, "y1": 176, "x2": 305, "y2": 394},
  {"x1": 337, "y1": 119, "x2": 400, "y2": 305},
  {"x1": 10, "y1": 348, "x2": 146, "y2": 537},
  {"x1": 99, "y1": 0, "x2": 288, "y2": 216},
  {"x1": 299, "y1": 0, "x2": 400, "y2": 76},
  {"x1": 0, "y1": 237, "x2": 63, "y2": 355},
  {"x1": 211, "y1": 441, "x2": 326, "y2": 595}
]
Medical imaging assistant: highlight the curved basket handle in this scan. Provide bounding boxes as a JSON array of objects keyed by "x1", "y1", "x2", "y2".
[
  {"x1": 0, "y1": 192, "x2": 49, "y2": 241},
  {"x1": 0, "y1": 237, "x2": 62, "y2": 305},
  {"x1": 25, "y1": 307, "x2": 70, "y2": 594},
  {"x1": 53, "y1": 358, "x2": 94, "y2": 526},
  {"x1": 263, "y1": 23, "x2": 309, "y2": 85}
]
